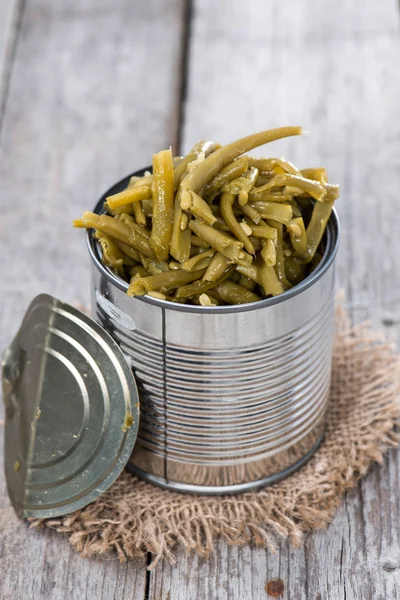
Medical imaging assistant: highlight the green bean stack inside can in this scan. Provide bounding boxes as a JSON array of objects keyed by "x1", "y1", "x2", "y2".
[{"x1": 74, "y1": 127, "x2": 340, "y2": 306}]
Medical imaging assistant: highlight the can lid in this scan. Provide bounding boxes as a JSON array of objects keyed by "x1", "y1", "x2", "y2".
[{"x1": 2, "y1": 294, "x2": 139, "y2": 519}]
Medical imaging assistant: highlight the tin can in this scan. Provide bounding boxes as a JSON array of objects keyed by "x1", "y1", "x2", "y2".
[{"x1": 89, "y1": 171, "x2": 340, "y2": 495}]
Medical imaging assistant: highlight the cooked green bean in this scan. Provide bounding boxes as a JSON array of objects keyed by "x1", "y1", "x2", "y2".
[
  {"x1": 288, "y1": 217, "x2": 307, "y2": 255},
  {"x1": 140, "y1": 256, "x2": 170, "y2": 275},
  {"x1": 181, "y1": 248, "x2": 215, "y2": 272},
  {"x1": 285, "y1": 256, "x2": 307, "y2": 285},
  {"x1": 133, "y1": 201, "x2": 146, "y2": 226},
  {"x1": 127, "y1": 268, "x2": 206, "y2": 297},
  {"x1": 236, "y1": 263, "x2": 262, "y2": 285},
  {"x1": 96, "y1": 233, "x2": 127, "y2": 278},
  {"x1": 75, "y1": 127, "x2": 339, "y2": 304},
  {"x1": 300, "y1": 167, "x2": 328, "y2": 184},
  {"x1": 203, "y1": 252, "x2": 231, "y2": 282},
  {"x1": 220, "y1": 192, "x2": 255, "y2": 254},
  {"x1": 238, "y1": 275, "x2": 256, "y2": 291},
  {"x1": 107, "y1": 186, "x2": 151, "y2": 209},
  {"x1": 180, "y1": 127, "x2": 302, "y2": 194},
  {"x1": 261, "y1": 239, "x2": 277, "y2": 267},
  {"x1": 267, "y1": 220, "x2": 288, "y2": 286},
  {"x1": 251, "y1": 173, "x2": 326, "y2": 201},
  {"x1": 248, "y1": 223, "x2": 278, "y2": 244},
  {"x1": 214, "y1": 281, "x2": 261, "y2": 304},
  {"x1": 81, "y1": 212, "x2": 155, "y2": 258},
  {"x1": 150, "y1": 148, "x2": 175, "y2": 261},
  {"x1": 302, "y1": 200, "x2": 334, "y2": 263},
  {"x1": 189, "y1": 219, "x2": 250, "y2": 265},
  {"x1": 175, "y1": 266, "x2": 235, "y2": 299},
  {"x1": 114, "y1": 241, "x2": 141, "y2": 263},
  {"x1": 170, "y1": 189, "x2": 192, "y2": 263},
  {"x1": 222, "y1": 167, "x2": 259, "y2": 206},
  {"x1": 250, "y1": 202, "x2": 293, "y2": 225},
  {"x1": 249, "y1": 190, "x2": 292, "y2": 203},
  {"x1": 202, "y1": 156, "x2": 249, "y2": 198},
  {"x1": 181, "y1": 190, "x2": 217, "y2": 225},
  {"x1": 129, "y1": 264, "x2": 149, "y2": 278},
  {"x1": 118, "y1": 213, "x2": 151, "y2": 238},
  {"x1": 259, "y1": 261, "x2": 285, "y2": 296},
  {"x1": 241, "y1": 203, "x2": 262, "y2": 224}
]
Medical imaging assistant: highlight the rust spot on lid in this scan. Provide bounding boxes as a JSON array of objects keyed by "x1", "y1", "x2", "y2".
[{"x1": 265, "y1": 579, "x2": 284, "y2": 597}]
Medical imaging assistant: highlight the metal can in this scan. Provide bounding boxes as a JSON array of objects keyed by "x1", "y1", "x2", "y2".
[{"x1": 88, "y1": 171, "x2": 340, "y2": 495}]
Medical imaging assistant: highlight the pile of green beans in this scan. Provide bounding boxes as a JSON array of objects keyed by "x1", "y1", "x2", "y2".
[{"x1": 74, "y1": 127, "x2": 339, "y2": 306}]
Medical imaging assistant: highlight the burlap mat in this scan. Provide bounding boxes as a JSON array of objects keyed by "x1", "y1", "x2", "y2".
[{"x1": 30, "y1": 307, "x2": 400, "y2": 568}]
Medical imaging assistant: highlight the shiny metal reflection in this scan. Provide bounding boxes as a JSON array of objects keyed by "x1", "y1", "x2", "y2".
[
  {"x1": 2, "y1": 295, "x2": 139, "y2": 518},
  {"x1": 88, "y1": 169, "x2": 340, "y2": 494}
]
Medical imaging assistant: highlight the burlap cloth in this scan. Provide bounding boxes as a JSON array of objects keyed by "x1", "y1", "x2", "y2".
[{"x1": 30, "y1": 307, "x2": 400, "y2": 568}]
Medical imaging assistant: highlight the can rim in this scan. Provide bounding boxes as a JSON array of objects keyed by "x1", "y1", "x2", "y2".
[{"x1": 87, "y1": 168, "x2": 340, "y2": 314}]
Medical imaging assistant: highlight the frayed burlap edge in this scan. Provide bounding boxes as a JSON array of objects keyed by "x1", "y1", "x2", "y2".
[{"x1": 30, "y1": 307, "x2": 400, "y2": 569}]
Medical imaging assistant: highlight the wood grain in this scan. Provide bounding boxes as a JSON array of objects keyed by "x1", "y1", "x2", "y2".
[
  {"x1": 2, "y1": 0, "x2": 400, "y2": 597},
  {"x1": 0, "y1": 0, "x2": 19, "y2": 108},
  {"x1": 0, "y1": 0, "x2": 185, "y2": 597},
  {"x1": 148, "y1": 0, "x2": 400, "y2": 597}
]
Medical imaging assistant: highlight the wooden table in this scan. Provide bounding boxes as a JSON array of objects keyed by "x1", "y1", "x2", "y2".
[{"x1": 1, "y1": 1, "x2": 400, "y2": 597}]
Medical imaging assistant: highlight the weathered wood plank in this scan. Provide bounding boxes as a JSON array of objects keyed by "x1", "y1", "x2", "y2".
[
  {"x1": 0, "y1": 0, "x2": 19, "y2": 105},
  {"x1": 0, "y1": 0, "x2": 186, "y2": 597},
  {"x1": 148, "y1": 0, "x2": 400, "y2": 597}
]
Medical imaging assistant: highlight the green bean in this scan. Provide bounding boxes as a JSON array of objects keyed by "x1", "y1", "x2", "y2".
[
  {"x1": 107, "y1": 186, "x2": 151, "y2": 209},
  {"x1": 142, "y1": 198, "x2": 152, "y2": 217},
  {"x1": 241, "y1": 203, "x2": 262, "y2": 224},
  {"x1": 285, "y1": 256, "x2": 307, "y2": 285},
  {"x1": 259, "y1": 260, "x2": 285, "y2": 296},
  {"x1": 180, "y1": 189, "x2": 217, "y2": 225},
  {"x1": 222, "y1": 167, "x2": 259, "y2": 206},
  {"x1": 181, "y1": 248, "x2": 215, "y2": 272},
  {"x1": 114, "y1": 241, "x2": 141, "y2": 263},
  {"x1": 300, "y1": 167, "x2": 327, "y2": 184},
  {"x1": 236, "y1": 263, "x2": 262, "y2": 285},
  {"x1": 173, "y1": 152, "x2": 197, "y2": 188},
  {"x1": 140, "y1": 256, "x2": 170, "y2": 275},
  {"x1": 188, "y1": 234, "x2": 207, "y2": 248},
  {"x1": 267, "y1": 220, "x2": 287, "y2": 285},
  {"x1": 129, "y1": 264, "x2": 149, "y2": 278},
  {"x1": 81, "y1": 212, "x2": 155, "y2": 258},
  {"x1": 175, "y1": 266, "x2": 235, "y2": 300},
  {"x1": 127, "y1": 268, "x2": 206, "y2": 297},
  {"x1": 170, "y1": 189, "x2": 192, "y2": 262},
  {"x1": 118, "y1": 213, "x2": 151, "y2": 238},
  {"x1": 150, "y1": 148, "x2": 175, "y2": 261},
  {"x1": 290, "y1": 199, "x2": 302, "y2": 218},
  {"x1": 133, "y1": 201, "x2": 146, "y2": 226},
  {"x1": 324, "y1": 184, "x2": 340, "y2": 202},
  {"x1": 252, "y1": 174, "x2": 326, "y2": 201},
  {"x1": 202, "y1": 156, "x2": 249, "y2": 198},
  {"x1": 95, "y1": 233, "x2": 126, "y2": 278},
  {"x1": 220, "y1": 192, "x2": 255, "y2": 254},
  {"x1": 214, "y1": 281, "x2": 261, "y2": 304},
  {"x1": 104, "y1": 201, "x2": 134, "y2": 216},
  {"x1": 180, "y1": 127, "x2": 302, "y2": 194},
  {"x1": 189, "y1": 219, "x2": 241, "y2": 257},
  {"x1": 238, "y1": 275, "x2": 256, "y2": 291},
  {"x1": 248, "y1": 223, "x2": 278, "y2": 244},
  {"x1": 288, "y1": 217, "x2": 307, "y2": 255},
  {"x1": 203, "y1": 252, "x2": 231, "y2": 282},
  {"x1": 261, "y1": 239, "x2": 277, "y2": 267},
  {"x1": 250, "y1": 202, "x2": 293, "y2": 225},
  {"x1": 249, "y1": 190, "x2": 292, "y2": 203},
  {"x1": 302, "y1": 200, "x2": 334, "y2": 263}
]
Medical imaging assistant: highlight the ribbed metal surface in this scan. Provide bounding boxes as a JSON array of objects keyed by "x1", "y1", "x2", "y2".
[{"x1": 89, "y1": 203, "x2": 339, "y2": 494}]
